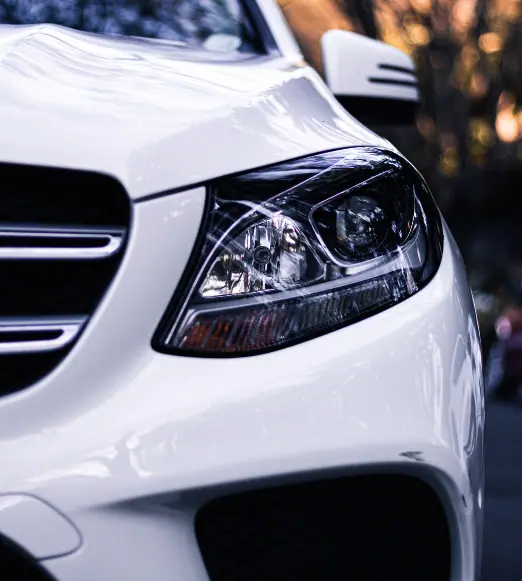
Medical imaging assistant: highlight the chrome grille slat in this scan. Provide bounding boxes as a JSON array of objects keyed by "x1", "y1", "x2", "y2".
[
  {"x1": 0, "y1": 316, "x2": 86, "y2": 353},
  {"x1": 0, "y1": 226, "x2": 125, "y2": 259},
  {"x1": 0, "y1": 162, "x2": 130, "y2": 396}
]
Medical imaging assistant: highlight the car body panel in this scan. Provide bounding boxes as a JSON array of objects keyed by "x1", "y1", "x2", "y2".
[
  {"x1": 0, "y1": 191, "x2": 484, "y2": 579},
  {"x1": 0, "y1": 494, "x2": 82, "y2": 559},
  {"x1": 0, "y1": 23, "x2": 387, "y2": 199},
  {"x1": 0, "y1": 3, "x2": 483, "y2": 579}
]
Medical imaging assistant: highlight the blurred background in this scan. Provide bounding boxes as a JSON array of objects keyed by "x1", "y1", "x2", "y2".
[
  {"x1": 282, "y1": 5, "x2": 522, "y2": 575},
  {"x1": 278, "y1": 0, "x2": 522, "y2": 374}
]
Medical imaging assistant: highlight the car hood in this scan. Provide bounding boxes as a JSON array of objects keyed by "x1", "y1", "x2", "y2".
[{"x1": 0, "y1": 24, "x2": 389, "y2": 200}]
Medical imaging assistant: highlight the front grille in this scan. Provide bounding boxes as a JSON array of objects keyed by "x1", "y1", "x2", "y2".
[
  {"x1": 196, "y1": 474, "x2": 452, "y2": 581},
  {"x1": 0, "y1": 164, "x2": 130, "y2": 396}
]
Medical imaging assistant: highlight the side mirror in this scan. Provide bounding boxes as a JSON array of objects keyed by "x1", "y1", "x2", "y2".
[{"x1": 321, "y1": 30, "x2": 420, "y2": 125}]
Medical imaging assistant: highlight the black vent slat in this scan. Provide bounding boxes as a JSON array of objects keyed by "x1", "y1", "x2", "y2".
[
  {"x1": 0, "y1": 164, "x2": 129, "y2": 396},
  {"x1": 378, "y1": 63, "x2": 417, "y2": 76},
  {"x1": 196, "y1": 475, "x2": 452, "y2": 581}
]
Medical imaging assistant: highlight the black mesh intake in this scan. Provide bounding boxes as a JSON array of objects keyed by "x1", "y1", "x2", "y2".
[{"x1": 195, "y1": 474, "x2": 452, "y2": 581}]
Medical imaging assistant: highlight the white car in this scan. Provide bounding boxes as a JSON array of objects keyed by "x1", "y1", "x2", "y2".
[{"x1": 0, "y1": 1, "x2": 484, "y2": 580}]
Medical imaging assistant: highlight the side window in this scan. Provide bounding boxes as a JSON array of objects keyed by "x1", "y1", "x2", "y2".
[
  {"x1": 276, "y1": 0, "x2": 359, "y2": 74},
  {"x1": 276, "y1": 0, "x2": 380, "y2": 74}
]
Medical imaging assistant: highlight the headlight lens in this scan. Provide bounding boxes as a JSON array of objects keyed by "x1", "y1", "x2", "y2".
[{"x1": 153, "y1": 147, "x2": 443, "y2": 356}]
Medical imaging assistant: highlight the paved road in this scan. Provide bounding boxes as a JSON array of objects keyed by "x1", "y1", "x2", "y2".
[{"x1": 483, "y1": 399, "x2": 522, "y2": 579}]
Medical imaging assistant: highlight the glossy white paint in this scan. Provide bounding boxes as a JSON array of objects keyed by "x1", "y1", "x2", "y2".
[
  {"x1": 0, "y1": 494, "x2": 81, "y2": 559},
  {"x1": 0, "y1": 189, "x2": 484, "y2": 579},
  {"x1": 322, "y1": 30, "x2": 420, "y2": 102},
  {"x1": 0, "y1": 23, "x2": 386, "y2": 200},
  {"x1": 0, "y1": 7, "x2": 483, "y2": 581}
]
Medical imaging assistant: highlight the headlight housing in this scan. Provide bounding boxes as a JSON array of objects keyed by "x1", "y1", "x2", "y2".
[{"x1": 153, "y1": 147, "x2": 443, "y2": 356}]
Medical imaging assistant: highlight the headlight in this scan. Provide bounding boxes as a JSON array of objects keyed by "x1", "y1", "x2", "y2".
[{"x1": 153, "y1": 147, "x2": 443, "y2": 356}]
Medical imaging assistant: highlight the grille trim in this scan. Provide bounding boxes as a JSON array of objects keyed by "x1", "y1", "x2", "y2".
[
  {"x1": 0, "y1": 225, "x2": 125, "y2": 260},
  {"x1": 0, "y1": 162, "x2": 130, "y2": 395},
  {"x1": 0, "y1": 317, "x2": 86, "y2": 353}
]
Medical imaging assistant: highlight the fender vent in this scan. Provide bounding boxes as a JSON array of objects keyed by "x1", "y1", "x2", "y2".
[{"x1": 0, "y1": 164, "x2": 130, "y2": 396}]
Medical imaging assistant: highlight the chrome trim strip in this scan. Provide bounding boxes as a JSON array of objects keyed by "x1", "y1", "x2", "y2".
[
  {"x1": 0, "y1": 226, "x2": 124, "y2": 259},
  {"x1": 0, "y1": 317, "x2": 86, "y2": 353}
]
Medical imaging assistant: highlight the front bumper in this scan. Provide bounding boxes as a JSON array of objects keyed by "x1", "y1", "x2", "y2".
[{"x1": 0, "y1": 188, "x2": 484, "y2": 580}]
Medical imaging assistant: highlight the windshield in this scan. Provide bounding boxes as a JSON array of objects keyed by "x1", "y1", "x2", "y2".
[{"x1": 0, "y1": 0, "x2": 263, "y2": 53}]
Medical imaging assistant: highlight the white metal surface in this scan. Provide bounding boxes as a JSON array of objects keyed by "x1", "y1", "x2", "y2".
[
  {"x1": 322, "y1": 30, "x2": 420, "y2": 102},
  {"x1": 0, "y1": 23, "x2": 386, "y2": 200},
  {"x1": 0, "y1": 494, "x2": 81, "y2": 559},
  {"x1": 0, "y1": 191, "x2": 484, "y2": 580},
  {"x1": 0, "y1": 8, "x2": 483, "y2": 581}
]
